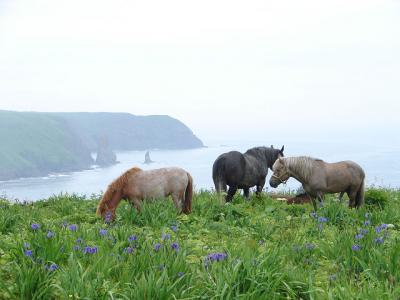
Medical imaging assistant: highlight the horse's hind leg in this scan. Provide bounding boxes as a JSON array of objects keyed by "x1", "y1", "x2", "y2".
[
  {"x1": 226, "y1": 186, "x2": 237, "y2": 202},
  {"x1": 311, "y1": 197, "x2": 318, "y2": 211},
  {"x1": 338, "y1": 192, "x2": 345, "y2": 202},
  {"x1": 347, "y1": 190, "x2": 357, "y2": 208},
  {"x1": 243, "y1": 188, "x2": 250, "y2": 199}
]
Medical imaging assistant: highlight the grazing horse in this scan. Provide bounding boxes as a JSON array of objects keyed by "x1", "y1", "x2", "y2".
[
  {"x1": 212, "y1": 145, "x2": 284, "y2": 202},
  {"x1": 96, "y1": 167, "x2": 193, "y2": 221},
  {"x1": 269, "y1": 156, "x2": 365, "y2": 210}
]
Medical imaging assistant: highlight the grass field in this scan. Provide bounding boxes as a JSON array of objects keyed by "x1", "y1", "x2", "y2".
[{"x1": 0, "y1": 189, "x2": 399, "y2": 299}]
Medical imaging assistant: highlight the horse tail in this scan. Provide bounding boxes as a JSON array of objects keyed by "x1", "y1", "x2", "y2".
[
  {"x1": 182, "y1": 172, "x2": 193, "y2": 214},
  {"x1": 355, "y1": 178, "x2": 365, "y2": 208},
  {"x1": 212, "y1": 157, "x2": 225, "y2": 192}
]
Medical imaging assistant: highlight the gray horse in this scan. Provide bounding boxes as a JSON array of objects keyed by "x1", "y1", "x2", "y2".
[
  {"x1": 269, "y1": 156, "x2": 365, "y2": 210},
  {"x1": 213, "y1": 145, "x2": 284, "y2": 202}
]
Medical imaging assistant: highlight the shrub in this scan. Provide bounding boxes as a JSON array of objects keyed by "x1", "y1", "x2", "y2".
[{"x1": 364, "y1": 188, "x2": 389, "y2": 209}]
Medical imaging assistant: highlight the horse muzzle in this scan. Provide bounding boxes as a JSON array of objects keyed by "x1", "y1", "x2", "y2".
[
  {"x1": 269, "y1": 177, "x2": 280, "y2": 188},
  {"x1": 270, "y1": 174, "x2": 288, "y2": 187}
]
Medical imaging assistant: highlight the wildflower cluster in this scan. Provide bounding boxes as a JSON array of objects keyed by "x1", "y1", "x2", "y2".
[
  {"x1": 205, "y1": 252, "x2": 227, "y2": 265},
  {"x1": 351, "y1": 213, "x2": 390, "y2": 251}
]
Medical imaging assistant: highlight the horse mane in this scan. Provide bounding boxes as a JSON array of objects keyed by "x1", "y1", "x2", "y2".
[
  {"x1": 245, "y1": 146, "x2": 277, "y2": 165},
  {"x1": 96, "y1": 167, "x2": 142, "y2": 216},
  {"x1": 285, "y1": 156, "x2": 322, "y2": 182}
]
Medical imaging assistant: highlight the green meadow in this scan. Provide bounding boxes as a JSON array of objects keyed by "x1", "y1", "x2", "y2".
[{"x1": 0, "y1": 189, "x2": 399, "y2": 299}]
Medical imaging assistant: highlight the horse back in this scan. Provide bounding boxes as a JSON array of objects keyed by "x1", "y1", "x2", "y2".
[
  {"x1": 318, "y1": 160, "x2": 365, "y2": 192},
  {"x1": 125, "y1": 167, "x2": 189, "y2": 199}
]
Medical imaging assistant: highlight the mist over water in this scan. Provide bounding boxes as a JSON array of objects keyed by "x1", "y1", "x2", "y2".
[{"x1": 1, "y1": 137, "x2": 399, "y2": 202}]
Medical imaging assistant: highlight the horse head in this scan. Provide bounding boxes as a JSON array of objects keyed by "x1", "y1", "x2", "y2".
[
  {"x1": 268, "y1": 145, "x2": 285, "y2": 169},
  {"x1": 269, "y1": 157, "x2": 290, "y2": 188}
]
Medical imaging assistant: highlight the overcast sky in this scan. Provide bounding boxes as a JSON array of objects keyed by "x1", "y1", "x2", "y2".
[{"x1": 0, "y1": 0, "x2": 399, "y2": 143}]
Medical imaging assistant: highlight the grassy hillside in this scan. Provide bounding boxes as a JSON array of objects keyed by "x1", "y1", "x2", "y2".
[
  {"x1": 0, "y1": 111, "x2": 204, "y2": 180},
  {"x1": 0, "y1": 189, "x2": 399, "y2": 299},
  {"x1": 0, "y1": 111, "x2": 93, "y2": 180},
  {"x1": 56, "y1": 112, "x2": 204, "y2": 151}
]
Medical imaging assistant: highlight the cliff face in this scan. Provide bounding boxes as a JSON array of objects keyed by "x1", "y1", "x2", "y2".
[
  {"x1": 55, "y1": 112, "x2": 203, "y2": 151},
  {"x1": 0, "y1": 111, "x2": 94, "y2": 180},
  {"x1": 0, "y1": 111, "x2": 204, "y2": 181}
]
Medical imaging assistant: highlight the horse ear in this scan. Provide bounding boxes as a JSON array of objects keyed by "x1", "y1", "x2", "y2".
[{"x1": 280, "y1": 145, "x2": 284, "y2": 153}]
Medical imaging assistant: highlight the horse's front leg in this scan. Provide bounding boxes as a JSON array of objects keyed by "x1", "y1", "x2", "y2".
[
  {"x1": 128, "y1": 197, "x2": 142, "y2": 213},
  {"x1": 256, "y1": 179, "x2": 266, "y2": 197},
  {"x1": 317, "y1": 192, "x2": 325, "y2": 207}
]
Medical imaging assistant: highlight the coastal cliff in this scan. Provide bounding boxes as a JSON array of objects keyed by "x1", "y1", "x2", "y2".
[{"x1": 0, "y1": 111, "x2": 203, "y2": 180}]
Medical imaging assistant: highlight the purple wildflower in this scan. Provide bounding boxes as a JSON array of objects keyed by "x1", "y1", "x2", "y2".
[
  {"x1": 47, "y1": 263, "x2": 58, "y2": 272},
  {"x1": 83, "y1": 246, "x2": 98, "y2": 254},
  {"x1": 24, "y1": 249, "x2": 33, "y2": 257},
  {"x1": 177, "y1": 272, "x2": 185, "y2": 277},
  {"x1": 69, "y1": 224, "x2": 77, "y2": 231},
  {"x1": 73, "y1": 245, "x2": 81, "y2": 251},
  {"x1": 359, "y1": 228, "x2": 368, "y2": 235},
  {"x1": 128, "y1": 235, "x2": 137, "y2": 242},
  {"x1": 46, "y1": 231, "x2": 54, "y2": 238},
  {"x1": 105, "y1": 211, "x2": 112, "y2": 223},
  {"x1": 355, "y1": 233, "x2": 363, "y2": 240},
  {"x1": 76, "y1": 237, "x2": 83, "y2": 244},
  {"x1": 205, "y1": 252, "x2": 227, "y2": 263},
  {"x1": 171, "y1": 242, "x2": 179, "y2": 252},
  {"x1": 162, "y1": 233, "x2": 171, "y2": 240},
  {"x1": 99, "y1": 229, "x2": 108, "y2": 236},
  {"x1": 352, "y1": 244, "x2": 361, "y2": 251},
  {"x1": 375, "y1": 237, "x2": 384, "y2": 244},
  {"x1": 124, "y1": 247, "x2": 134, "y2": 254},
  {"x1": 171, "y1": 225, "x2": 178, "y2": 232},
  {"x1": 318, "y1": 217, "x2": 328, "y2": 223},
  {"x1": 31, "y1": 223, "x2": 40, "y2": 230},
  {"x1": 153, "y1": 243, "x2": 161, "y2": 252},
  {"x1": 305, "y1": 243, "x2": 315, "y2": 250},
  {"x1": 364, "y1": 220, "x2": 371, "y2": 226}
]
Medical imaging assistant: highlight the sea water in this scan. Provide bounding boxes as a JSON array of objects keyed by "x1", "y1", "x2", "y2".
[{"x1": 1, "y1": 139, "x2": 399, "y2": 201}]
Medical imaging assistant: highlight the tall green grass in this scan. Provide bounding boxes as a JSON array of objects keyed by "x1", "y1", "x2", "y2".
[{"x1": 0, "y1": 188, "x2": 399, "y2": 299}]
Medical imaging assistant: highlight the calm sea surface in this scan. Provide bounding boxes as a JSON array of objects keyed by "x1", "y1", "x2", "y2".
[{"x1": 1, "y1": 139, "x2": 399, "y2": 201}]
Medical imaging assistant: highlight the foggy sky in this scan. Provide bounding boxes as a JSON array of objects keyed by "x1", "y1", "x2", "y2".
[{"x1": 0, "y1": 0, "x2": 399, "y2": 142}]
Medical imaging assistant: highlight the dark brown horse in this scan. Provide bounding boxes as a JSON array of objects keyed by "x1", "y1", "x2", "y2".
[
  {"x1": 96, "y1": 167, "x2": 193, "y2": 221},
  {"x1": 212, "y1": 146, "x2": 284, "y2": 201},
  {"x1": 269, "y1": 156, "x2": 365, "y2": 210}
]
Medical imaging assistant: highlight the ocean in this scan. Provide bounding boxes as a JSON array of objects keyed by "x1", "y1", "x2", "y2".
[{"x1": 1, "y1": 139, "x2": 399, "y2": 201}]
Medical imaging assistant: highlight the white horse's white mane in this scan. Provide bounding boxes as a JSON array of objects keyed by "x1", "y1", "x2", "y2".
[{"x1": 284, "y1": 156, "x2": 322, "y2": 181}]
